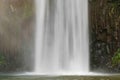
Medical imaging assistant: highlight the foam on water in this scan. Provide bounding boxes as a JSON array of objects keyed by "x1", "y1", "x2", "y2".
[{"x1": 0, "y1": 72, "x2": 118, "y2": 76}]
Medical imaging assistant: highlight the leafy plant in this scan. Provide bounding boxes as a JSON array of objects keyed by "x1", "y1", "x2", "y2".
[{"x1": 112, "y1": 48, "x2": 120, "y2": 66}]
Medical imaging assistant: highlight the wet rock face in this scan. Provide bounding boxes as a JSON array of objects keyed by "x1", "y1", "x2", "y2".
[
  {"x1": 0, "y1": 0, "x2": 35, "y2": 51},
  {"x1": 0, "y1": 0, "x2": 35, "y2": 72},
  {"x1": 89, "y1": 0, "x2": 120, "y2": 73}
]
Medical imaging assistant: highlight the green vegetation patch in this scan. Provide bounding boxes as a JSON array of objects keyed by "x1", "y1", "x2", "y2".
[
  {"x1": 0, "y1": 54, "x2": 6, "y2": 65},
  {"x1": 112, "y1": 48, "x2": 120, "y2": 66}
]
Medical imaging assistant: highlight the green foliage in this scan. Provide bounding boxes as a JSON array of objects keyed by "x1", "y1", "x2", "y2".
[
  {"x1": 108, "y1": 0, "x2": 120, "y2": 10},
  {"x1": 108, "y1": 0, "x2": 120, "y2": 3},
  {"x1": 0, "y1": 54, "x2": 5, "y2": 65},
  {"x1": 112, "y1": 48, "x2": 120, "y2": 66}
]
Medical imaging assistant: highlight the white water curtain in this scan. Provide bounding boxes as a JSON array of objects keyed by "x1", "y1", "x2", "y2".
[{"x1": 34, "y1": 0, "x2": 89, "y2": 74}]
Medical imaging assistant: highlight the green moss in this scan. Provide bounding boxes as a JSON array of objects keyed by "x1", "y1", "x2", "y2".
[
  {"x1": 0, "y1": 53, "x2": 5, "y2": 65},
  {"x1": 23, "y1": 3, "x2": 33, "y2": 18}
]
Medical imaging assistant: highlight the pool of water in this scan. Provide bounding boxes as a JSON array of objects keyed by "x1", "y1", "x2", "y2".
[{"x1": 0, "y1": 76, "x2": 120, "y2": 80}]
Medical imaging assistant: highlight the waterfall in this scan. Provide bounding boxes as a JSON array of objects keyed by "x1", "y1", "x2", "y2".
[{"x1": 34, "y1": 0, "x2": 89, "y2": 74}]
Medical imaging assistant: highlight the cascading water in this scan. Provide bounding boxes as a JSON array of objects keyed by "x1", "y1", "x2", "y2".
[{"x1": 34, "y1": 0, "x2": 89, "y2": 74}]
